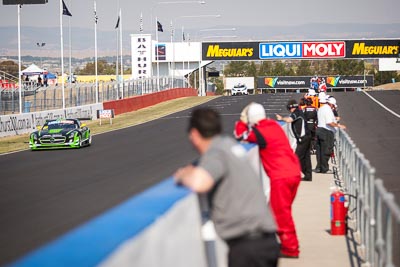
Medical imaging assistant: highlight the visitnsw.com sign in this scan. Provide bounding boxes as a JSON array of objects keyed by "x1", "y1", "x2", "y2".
[
  {"x1": 202, "y1": 39, "x2": 400, "y2": 60},
  {"x1": 257, "y1": 75, "x2": 374, "y2": 89}
]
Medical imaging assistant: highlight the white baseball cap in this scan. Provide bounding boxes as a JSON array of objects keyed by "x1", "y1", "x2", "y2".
[
  {"x1": 327, "y1": 97, "x2": 337, "y2": 105},
  {"x1": 247, "y1": 103, "x2": 266, "y2": 126}
]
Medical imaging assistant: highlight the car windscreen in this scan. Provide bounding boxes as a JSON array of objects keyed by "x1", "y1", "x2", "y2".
[{"x1": 46, "y1": 121, "x2": 77, "y2": 130}]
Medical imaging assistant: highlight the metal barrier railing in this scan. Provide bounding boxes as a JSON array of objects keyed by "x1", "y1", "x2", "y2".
[
  {"x1": 335, "y1": 128, "x2": 400, "y2": 267},
  {"x1": 0, "y1": 76, "x2": 188, "y2": 114}
]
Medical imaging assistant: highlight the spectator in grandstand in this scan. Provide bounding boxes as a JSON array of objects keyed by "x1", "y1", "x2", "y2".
[
  {"x1": 37, "y1": 76, "x2": 43, "y2": 87},
  {"x1": 43, "y1": 74, "x2": 48, "y2": 87},
  {"x1": 174, "y1": 107, "x2": 280, "y2": 267},
  {"x1": 235, "y1": 103, "x2": 302, "y2": 258},
  {"x1": 276, "y1": 99, "x2": 312, "y2": 181},
  {"x1": 315, "y1": 97, "x2": 346, "y2": 173}
]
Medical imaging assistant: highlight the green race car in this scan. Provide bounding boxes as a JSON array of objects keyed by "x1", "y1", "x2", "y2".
[{"x1": 29, "y1": 118, "x2": 92, "y2": 150}]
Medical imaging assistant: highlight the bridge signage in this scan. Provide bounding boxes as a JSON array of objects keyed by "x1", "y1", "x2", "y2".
[{"x1": 202, "y1": 39, "x2": 400, "y2": 60}]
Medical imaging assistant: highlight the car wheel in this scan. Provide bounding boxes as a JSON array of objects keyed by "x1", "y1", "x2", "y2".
[
  {"x1": 77, "y1": 134, "x2": 83, "y2": 148},
  {"x1": 87, "y1": 135, "x2": 92, "y2": 146}
]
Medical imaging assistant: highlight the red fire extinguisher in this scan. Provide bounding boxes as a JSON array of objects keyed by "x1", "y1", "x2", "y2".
[{"x1": 330, "y1": 190, "x2": 347, "y2": 235}]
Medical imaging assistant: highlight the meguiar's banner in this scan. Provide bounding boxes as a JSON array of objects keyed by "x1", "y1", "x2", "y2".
[
  {"x1": 346, "y1": 39, "x2": 400, "y2": 58},
  {"x1": 202, "y1": 42, "x2": 259, "y2": 60},
  {"x1": 202, "y1": 39, "x2": 400, "y2": 60}
]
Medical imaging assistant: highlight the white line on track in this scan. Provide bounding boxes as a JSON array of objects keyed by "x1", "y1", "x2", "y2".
[{"x1": 362, "y1": 91, "x2": 400, "y2": 119}]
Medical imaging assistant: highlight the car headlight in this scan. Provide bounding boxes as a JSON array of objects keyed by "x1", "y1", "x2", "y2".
[
  {"x1": 68, "y1": 132, "x2": 76, "y2": 139},
  {"x1": 30, "y1": 134, "x2": 38, "y2": 144}
]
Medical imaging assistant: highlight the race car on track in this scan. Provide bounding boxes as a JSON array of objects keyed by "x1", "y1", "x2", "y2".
[
  {"x1": 231, "y1": 83, "x2": 248, "y2": 96},
  {"x1": 29, "y1": 118, "x2": 91, "y2": 150}
]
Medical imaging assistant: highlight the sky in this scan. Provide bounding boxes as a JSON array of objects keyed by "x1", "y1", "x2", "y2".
[
  {"x1": 1, "y1": 0, "x2": 400, "y2": 58},
  {"x1": 1, "y1": 0, "x2": 400, "y2": 34}
]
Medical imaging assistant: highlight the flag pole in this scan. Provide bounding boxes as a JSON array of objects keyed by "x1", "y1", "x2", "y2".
[
  {"x1": 17, "y1": 4, "x2": 22, "y2": 113},
  {"x1": 94, "y1": 0, "x2": 98, "y2": 103},
  {"x1": 119, "y1": 8, "x2": 123, "y2": 98},
  {"x1": 68, "y1": 0, "x2": 72, "y2": 88},
  {"x1": 155, "y1": 16, "x2": 160, "y2": 92},
  {"x1": 140, "y1": 12, "x2": 144, "y2": 95},
  {"x1": 170, "y1": 20, "x2": 174, "y2": 89},
  {"x1": 59, "y1": 0, "x2": 66, "y2": 110},
  {"x1": 182, "y1": 25, "x2": 185, "y2": 87},
  {"x1": 115, "y1": 20, "x2": 119, "y2": 99}
]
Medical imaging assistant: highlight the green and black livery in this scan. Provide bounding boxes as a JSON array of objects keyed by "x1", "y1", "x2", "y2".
[{"x1": 29, "y1": 118, "x2": 92, "y2": 150}]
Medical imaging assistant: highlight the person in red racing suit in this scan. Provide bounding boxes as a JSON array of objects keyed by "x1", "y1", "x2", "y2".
[{"x1": 234, "y1": 102, "x2": 302, "y2": 258}]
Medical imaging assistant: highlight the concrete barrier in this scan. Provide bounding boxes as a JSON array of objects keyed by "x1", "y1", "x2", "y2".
[
  {"x1": 10, "y1": 179, "x2": 209, "y2": 267},
  {"x1": 103, "y1": 88, "x2": 197, "y2": 115},
  {"x1": 0, "y1": 103, "x2": 103, "y2": 138}
]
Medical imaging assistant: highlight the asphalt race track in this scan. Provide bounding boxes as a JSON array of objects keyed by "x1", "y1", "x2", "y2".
[
  {"x1": 1, "y1": 91, "x2": 399, "y2": 265},
  {"x1": 332, "y1": 90, "x2": 400, "y2": 200}
]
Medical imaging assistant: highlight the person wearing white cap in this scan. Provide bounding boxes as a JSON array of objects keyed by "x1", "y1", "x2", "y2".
[
  {"x1": 327, "y1": 96, "x2": 340, "y2": 121},
  {"x1": 235, "y1": 103, "x2": 302, "y2": 258},
  {"x1": 315, "y1": 96, "x2": 346, "y2": 173}
]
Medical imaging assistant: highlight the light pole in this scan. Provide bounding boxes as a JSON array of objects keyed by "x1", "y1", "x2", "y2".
[
  {"x1": 173, "y1": 14, "x2": 221, "y2": 92},
  {"x1": 151, "y1": 0, "x2": 206, "y2": 92},
  {"x1": 36, "y1": 42, "x2": 46, "y2": 68},
  {"x1": 17, "y1": 4, "x2": 22, "y2": 113}
]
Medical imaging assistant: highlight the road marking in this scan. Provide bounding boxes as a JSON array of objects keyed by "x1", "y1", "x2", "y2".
[{"x1": 363, "y1": 91, "x2": 400, "y2": 119}]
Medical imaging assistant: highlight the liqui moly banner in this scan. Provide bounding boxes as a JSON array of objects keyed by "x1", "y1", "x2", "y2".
[{"x1": 259, "y1": 41, "x2": 345, "y2": 59}]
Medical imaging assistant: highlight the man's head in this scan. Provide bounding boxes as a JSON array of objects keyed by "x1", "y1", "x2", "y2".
[
  {"x1": 286, "y1": 99, "x2": 298, "y2": 112},
  {"x1": 327, "y1": 97, "x2": 337, "y2": 108},
  {"x1": 188, "y1": 108, "x2": 222, "y2": 153},
  {"x1": 247, "y1": 103, "x2": 266, "y2": 126},
  {"x1": 305, "y1": 98, "x2": 313, "y2": 106}
]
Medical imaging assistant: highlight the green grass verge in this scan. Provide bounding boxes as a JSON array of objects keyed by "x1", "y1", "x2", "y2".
[{"x1": 0, "y1": 96, "x2": 219, "y2": 155}]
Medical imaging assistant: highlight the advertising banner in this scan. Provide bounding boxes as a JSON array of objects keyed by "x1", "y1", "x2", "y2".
[
  {"x1": 257, "y1": 76, "x2": 309, "y2": 89},
  {"x1": 257, "y1": 75, "x2": 374, "y2": 89},
  {"x1": 202, "y1": 42, "x2": 259, "y2": 61},
  {"x1": 202, "y1": 39, "x2": 400, "y2": 60},
  {"x1": 259, "y1": 41, "x2": 345, "y2": 59},
  {"x1": 325, "y1": 75, "x2": 374, "y2": 88},
  {"x1": 346, "y1": 39, "x2": 400, "y2": 59}
]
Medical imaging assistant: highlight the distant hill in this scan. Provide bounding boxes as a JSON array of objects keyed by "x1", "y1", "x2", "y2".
[{"x1": 1, "y1": 23, "x2": 399, "y2": 58}]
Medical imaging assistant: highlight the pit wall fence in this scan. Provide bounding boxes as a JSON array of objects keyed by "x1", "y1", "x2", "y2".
[{"x1": 335, "y1": 129, "x2": 400, "y2": 267}]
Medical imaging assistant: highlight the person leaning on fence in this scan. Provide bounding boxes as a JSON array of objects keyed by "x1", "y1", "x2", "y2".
[
  {"x1": 235, "y1": 103, "x2": 302, "y2": 258},
  {"x1": 276, "y1": 99, "x2": 312, "y2": 182},
  {"x1": 315, "y1": 97, "x2": 346, "y2": 174},
  {"x1": 174, "y1": 107, "x2": 280, "y2": 267}
]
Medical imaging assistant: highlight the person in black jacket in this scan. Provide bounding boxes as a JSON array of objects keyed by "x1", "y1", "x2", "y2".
[
  {"x1": 303, "y1": 98, "x2": 318, "y2": 154},
  {"x1": 276, "y1": 99, "x2": 312, "y2": 181}
]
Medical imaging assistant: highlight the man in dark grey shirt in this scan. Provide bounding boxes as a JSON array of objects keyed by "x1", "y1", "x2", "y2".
[{"x1": 174, "y1": 107, "x2": 279, "y2": 267}]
